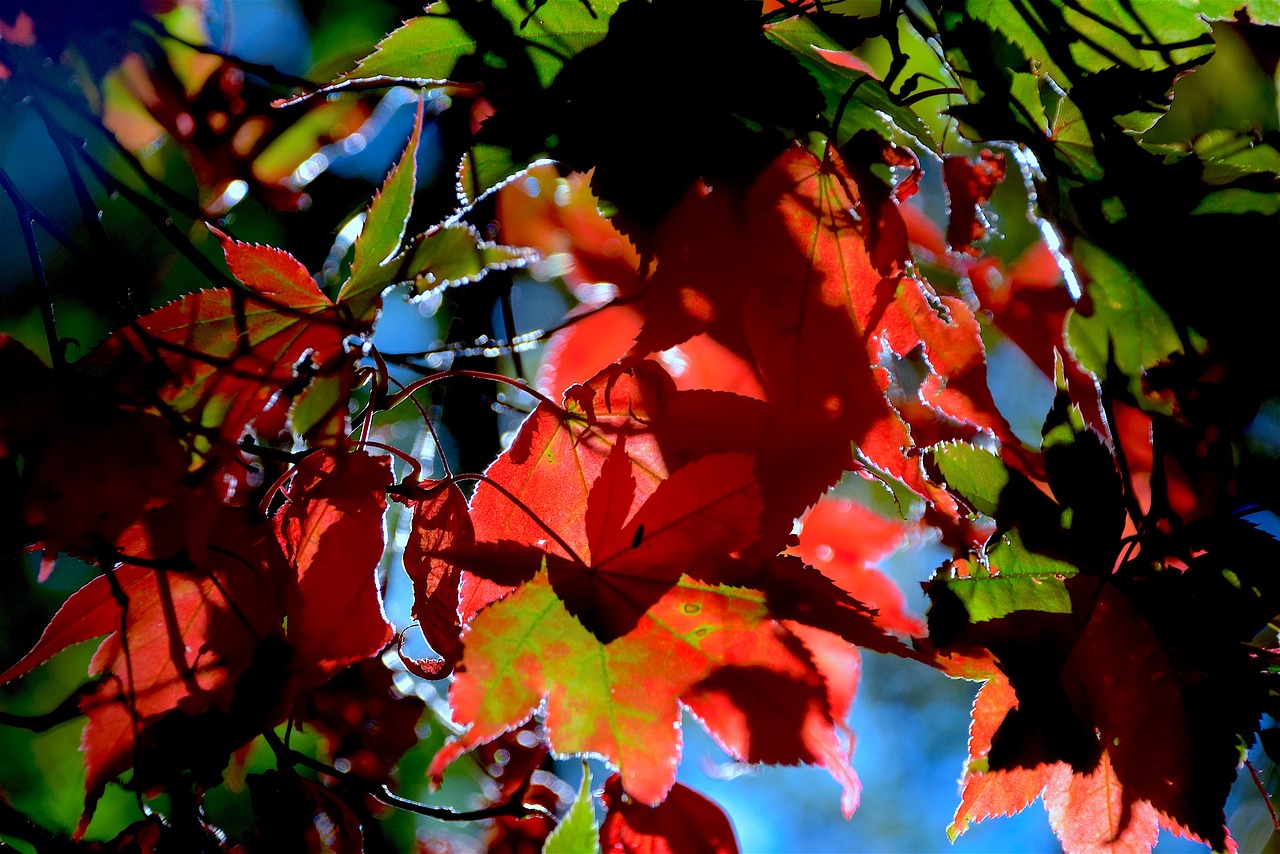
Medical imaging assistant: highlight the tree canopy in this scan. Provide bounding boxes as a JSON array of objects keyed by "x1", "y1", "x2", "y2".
[{"x1": 2, "y1": 0, "x2": 1280, "y2": 851}]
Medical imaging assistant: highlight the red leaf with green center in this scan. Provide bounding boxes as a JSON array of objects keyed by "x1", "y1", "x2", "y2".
[
  {"x1": 276, "y1": 450, "x2": 394, "y2": 691},
  {"x1": 430, "y1": 570, "x2": 861, "y2": 812},
  {"x1": 600, "y1": 774, "x2": 740, "y2": 854},
  {"x1": 97, "y1": 231, "x2": 354, "y2": 452}
]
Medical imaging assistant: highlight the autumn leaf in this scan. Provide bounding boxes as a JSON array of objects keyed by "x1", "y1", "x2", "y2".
[
  {"x1": 943, "y1": 150, "x2": 1007, "y2": 256},
  {"x1": 97, "y1": 230, "x2": 355, "y2": 455},
  {"x1": 424, "y1": 360, "x2": 901, "y2": 814},
  {"x1": 0, "y1": 508, "x2": 290, "y2": 836},
  {"x1": 395, "y1": 478, "x2": 473, "y2": 678},
  {"x1": 791, "y1": 496, "x2": 924, "y2": 636},
  {"x1": 0, "y1": 336, "x2": 188, "y2": 557},
  {"x1": 632, "y1": 144, "x2": 1016, "y2": 542},
  {"x1": 275, "y1": 449, "x2": 395, "y2": 692},
  {"x1": 496, "y1": 165, "x2": 642, "y2": 298},
  {"x1": 302, "y1": 658, "x2": 426, "y2": 783},
  {"x1": 430, "y1": 569, "x2": 863, "y2": 814},
  {"x1": 934, "y1": 524, "x2": 1271, "y2": 853},
  {"x1": 952, "y1": 672, "x2": 1238, "y2": 854}
]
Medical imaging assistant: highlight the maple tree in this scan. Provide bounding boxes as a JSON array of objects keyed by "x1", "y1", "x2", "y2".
[{"x1": 2, "y1": 0, "x2": 1280, "y2": 851}]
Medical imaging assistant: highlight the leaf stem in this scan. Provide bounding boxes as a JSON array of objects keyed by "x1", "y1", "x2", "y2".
[
  {"x1": 0, "y1": 681, "x2": 98, "y2": 732},
  {"x1": 1246, "y1": 759, "x2": 1280, "y2": 833},
  {"x1": 388, "y1": 368, "x2": 562, "y2": 413}
]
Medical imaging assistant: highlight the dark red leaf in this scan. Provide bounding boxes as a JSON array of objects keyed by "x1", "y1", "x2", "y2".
[
  {"x1": 276, "y1": 450, "x2": 394, "y2": 692},
  {"x1": 0, "y1": 508, "x2": 289, "y2": 836},
  {"x1": 601, "y1": 774, "x2": 740, "y2": 854},
  {"x1": 95, "y1": 231, "x2": 355, "y2": 470},
  {"x1": 397, "y1": 479, "x2": 473, "y2": 678}
]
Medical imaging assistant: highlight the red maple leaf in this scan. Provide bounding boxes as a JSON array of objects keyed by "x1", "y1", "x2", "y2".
[
  {"x1": 632, "y1": 144, "x2": 1016, "y2": 542},
  {"x1": 954, "y1": 673, "x2": 1239, "y2": 854},
  {"x1": 430, "y1": 568, "x2": 866, "y2": 814},
  {"x1": 947, "y1": 585, "x2": 1240, "y2": 854},
  {"x1": 790, "y1": 496, "x2": 924, "y2": 636},
  {"x1": 419, "y1": 362, "x2": 899, "y2": 813}
]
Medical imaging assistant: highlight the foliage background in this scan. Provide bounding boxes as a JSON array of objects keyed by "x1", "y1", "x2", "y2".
[{"x1": 3, "y1": 0, "x2": 1280, "y2": 851}]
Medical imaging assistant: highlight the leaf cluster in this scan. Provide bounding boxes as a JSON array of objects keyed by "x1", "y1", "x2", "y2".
[{"x1": 1, "y1": 0, "x2": 1280, "y2": 852}]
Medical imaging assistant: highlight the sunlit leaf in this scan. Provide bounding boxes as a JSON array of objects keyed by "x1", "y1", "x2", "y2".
[
  {"x1": 339, "y1": 100, "x2": 424, "y2": 323},
  {"x1": 543, "y1": 765, "x2": 600, "y2": 854}
]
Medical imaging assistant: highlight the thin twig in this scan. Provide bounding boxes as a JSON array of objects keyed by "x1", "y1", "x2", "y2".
[
  {"x1": 0, "y1": 681, "x2": 98, "y2": 733},
  {"x1": 0, "y1": 166, "x2": 63, "y2": 370},
  {"x1": 263, "y1": 730, "x2": 553, "y2": 823}
]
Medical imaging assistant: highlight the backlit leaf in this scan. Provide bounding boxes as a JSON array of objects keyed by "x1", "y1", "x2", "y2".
[
  {"x1": 275, "y1": 450, "x2": 395, "y2": 691},
  {"x1": 97, "y1": 231, "x2": 354, "y2": 452},
  {"x1": 544, "y1": 765, "x2": 600, "y2": 854},
  {"x1": 338, "y1": 99, "x2": 424, "y2": 323},
  {"x1": 397, "y1": 479, "x2": 473, "y2": 678},
  {"x1": 432, "y1": 570, "x2": 861, "y2": 813},
  {"x1": 0, "y1": 509, "x2": 289, "y2": 835},
  {"x1": 1066, "y1": 240, "x2": 1183, "y2": 410},
  {"x1": 635, "y1": 144, "x2": 1015, "y2": 541},
  {"x1": 389, "y1": 222, "x2": 536, "y2": 303}
]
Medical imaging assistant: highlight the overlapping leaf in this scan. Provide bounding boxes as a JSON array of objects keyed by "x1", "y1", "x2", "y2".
[
  {"x1": 430, "y1": 568, "x2": 864, "y2": 814},
  {"x1": 396, "y1": 479, "x2": 473, "y2": 678},
  {"x1": 930, "y1": 393, "x2": 1280, "y2": 852},
  {"x1": 334, "y1": 100, "x2": 537, "y2": 325},
  {"x1": 633, "y1": 144, "x2": 1016, "y2": 541},
  {"x1": 600, "y1": 774, "x2": 740, "y2": 854},
  {"x1": 98, "y1": 230, "x2": 354, "y2": 451},
  {"x1": 338, "y1": 0, "x2": 620, "y2": 90},
  {"x1": 952, "y1": 672, "x2": 1233, "y2": 853},
  {"x1": 423, "y1": 362, "x2": 898, "y2": 813},
  {"x1": 791, "y1": 496, "x2": 924, "y2": 636},
  {"x1": 0, "y1": 508, "x2": 290, "y2": 836}
]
